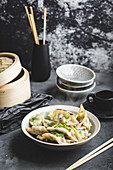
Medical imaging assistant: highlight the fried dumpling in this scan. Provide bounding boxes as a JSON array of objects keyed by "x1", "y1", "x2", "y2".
[
  {"x1": 50, "y1": 109, "x2": 78, "y2": 124},
  {"x1": 37, "y1": 133, "x2": 67, "y2": 144},
  {"x1": 26, "y1": 105, "x2": 92, "y2": 144},
  {"x1": 82, "y1": 113, "x2": 92, "y2": 131},
  {"x1": 76, "y1": 112, "x2": 92, "y2": 131},
  {"x1": 77, "y1": 104, "x2": 86, "y2": 120},
  {"x1": 29, "y1": 113, "x2": 44, "y2": 126},
  {"x1": 26, "y1": 126, "x2": 48, "y2": 136},
  {"x1": 47, "y1": 126, "x2": 78, "y2": 142},
  {"x1": 71, "y1": 126, "x2": 91, "y2": 142}
]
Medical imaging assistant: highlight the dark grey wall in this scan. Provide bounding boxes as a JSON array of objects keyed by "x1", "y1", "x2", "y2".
[{"x1": 0, "y1": 0, "x2": 113, "y2": 72}]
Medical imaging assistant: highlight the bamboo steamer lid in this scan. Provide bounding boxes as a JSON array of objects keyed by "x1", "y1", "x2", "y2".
[
  {"x1": 0, "y1": 67, "x2": 31, "y2": 108},
  {"x1": 0, "y1": 52, "x2": 22, "y2": 87}
]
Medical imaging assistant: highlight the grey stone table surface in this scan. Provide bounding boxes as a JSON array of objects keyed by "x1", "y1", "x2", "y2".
[{"x1": 0, "y1": 71, "x2": 113, "y2": 170}]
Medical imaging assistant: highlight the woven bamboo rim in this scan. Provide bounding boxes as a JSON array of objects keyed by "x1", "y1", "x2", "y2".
[
  {"x1": 0, "y1": 52, "x2": 22, "y2": 87},
  {"x1": 0, "y1": 67, "x2": 31, "y2": 108}
]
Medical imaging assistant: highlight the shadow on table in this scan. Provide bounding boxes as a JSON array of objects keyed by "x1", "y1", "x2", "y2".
[
  {"x1": 44, "y1": 84, "x2": 86, "y2": 103},
  {"x1": 10, "y1": 129, "x2": 87, "y2": 169},
  {"x1": 45, "y1": 84, "x2": 67, "y2": 100}
]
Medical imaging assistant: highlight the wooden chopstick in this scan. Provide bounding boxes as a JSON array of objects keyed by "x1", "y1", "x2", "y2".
[
  {"x1": 24, "y1": 6, "x2": 39, "y2": 45},
  {"x1": 43, "y1": 8, "x2": 47, "y2": 45},
  {"x1": 30, "y1": 6, "x2": 40, "y2": 45},
  {"x1": 29, "y1": 14, "x2": 38, "y2": 45},
  {"x1": 66, "y1": 138, "x2": 113, "y2": 170},
  {"x1": 25, "y1": 6, "x2": 33, "y2": 32}
]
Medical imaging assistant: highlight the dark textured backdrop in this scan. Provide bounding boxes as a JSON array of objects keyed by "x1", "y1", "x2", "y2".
[{"x1": 0, "y1": 0, "x2": 113, "y2": 72}]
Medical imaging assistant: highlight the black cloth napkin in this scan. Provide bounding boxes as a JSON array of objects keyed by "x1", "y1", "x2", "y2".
[{"x1": 0, "y1": 92, "x2": 53, "y2": 134}]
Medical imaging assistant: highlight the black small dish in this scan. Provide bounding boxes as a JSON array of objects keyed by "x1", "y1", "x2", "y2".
[
  {"x1": 84, "y1": 90, "x2": 113, "y2": 119},
  {"x1": 87, "y1": 90, "x2": 113, "y2": 110},
  {"x1": 83, "y1": 101, "x2": 113, "y2": 119}
]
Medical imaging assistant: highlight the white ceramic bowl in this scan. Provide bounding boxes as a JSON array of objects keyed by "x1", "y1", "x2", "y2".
[
  {"x1": 56, "y1": 64, "x2": 95, "y2": 85},
  {"x1": 58, "y1": 76, "x2": 94, "y2": 88},
  {"x1": 57, "y1": 77, "x2": 94, "y2": 91},
  {"x1": 21, "y1": 105, "x2": 100, "y2": 150},
  {"x1": 56, "y1": 82, "x2": 96, "y2": 99}
]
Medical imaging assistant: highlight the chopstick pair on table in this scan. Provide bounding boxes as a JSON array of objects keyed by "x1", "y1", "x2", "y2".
[
  {"x1": 24, "y1": 6, "x2": 47, "y2": 45},
  {"x1": 66, "y1": 137, "x2": 113, "y2": 170}
]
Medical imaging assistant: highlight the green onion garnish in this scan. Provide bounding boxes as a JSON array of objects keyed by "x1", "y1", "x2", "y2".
[
  {"x1": 79, "y1": 130, "x2": 82, "y2": 134},
  {"x1": 72, "y1": 113, "x2": 77, "y2": 115},
  {"x1": 51, "y1": 131, "x2": 56, "y2": 134},
  {"x1": 37, "y1": 124, "x2": 41, "y2": 126},
  {"x1": 45, "y1": 116, "x2": 51, "y2": 120},
  {"x1": 66, "y1": 127, "x2": 71, "y2": 132},
  {"x1": 54, "y1": 125, "x2": 58, "y2": 128},
  {"x1": 31, "y1": 117, "x2": 36, "y2": 121},
  {"x1": 63, "y1": 124, "x2": 67, "y2": 128},
  {"x1": 56, "y1": 133, "x2": 59, "y2": 137},
  {"x1": 59, "y1": 133, "x2": 64, "y2": 137},
  {"x1": 51, "y1": 131, "x2": 59, "y2": 137},
  {"x1": 47, "y1": 122, "x2": 56, "y2": 126},
  {"x1": 59, "y1": 123, "x2": 63, "y2": 128},
  {"x1": 63, "y1": 115, "x2": 69, "y2": 119}
]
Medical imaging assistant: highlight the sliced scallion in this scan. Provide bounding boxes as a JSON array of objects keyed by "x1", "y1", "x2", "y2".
[{"x1": 31, "y1": 117, "x2": 36, "y2": 121}]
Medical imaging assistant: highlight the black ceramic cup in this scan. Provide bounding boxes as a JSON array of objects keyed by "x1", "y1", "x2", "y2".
[
  {"x1": 31, "y1": 40, "x2": 51, "y2": 82},
  {"x1": 87, "y1": 90, "x2": 113, "y2": 110}
]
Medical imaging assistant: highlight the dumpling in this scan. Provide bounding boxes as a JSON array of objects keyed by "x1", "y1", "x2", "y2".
[
  {"x1": 29, "y1": 113, "x2": 44, "y2": 126},
  {"x1": 26, "y1": 104, "x2": 92, "y2": 144},
  {"x1": 37, "y1": 133, "x2": 67, "y2": 144},
  {"x1": 26, "y1": 126, "x2": 48, "y2": 136},
  {"x1": 77, "y1": 104, "x2": 86, "y2": 120},
  {"x1": 77, "y1": 105, "x2": 92, "y2": 131},
  {"x1": 71, "y1": 126, "x2": 91, "y2": 142},
  {"x1": 76, "y1": 113, "x2": 92, "y2": 131},
  {"x1": 71, "y1": 126, "x2": 82, "y2": 141},
  {"x1": 47, "y1": 126, "x2": 78, "y2": 142},
  {"x1": 50, "y1": 109, "x2": 79, "y2": 124},
  {"x1": 43, "y1": 117, "x2": 57, "y2": 128},
  {"x1": 82, "y1": 113, "x2": 92, "y2": 131}
]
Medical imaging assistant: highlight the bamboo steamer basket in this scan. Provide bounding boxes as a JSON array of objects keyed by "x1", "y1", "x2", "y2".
[
  {"x1": 0, "y1": 52, "x2": 22, "y2": 87},
  {"x1": 0, "y1": 67, "x2": 31, "y2": 108}
]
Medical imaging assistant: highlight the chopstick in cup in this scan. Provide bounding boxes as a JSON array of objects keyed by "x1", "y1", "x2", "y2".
[
  {"x1": 29, "y1": 14, "x2": 38, "y2": 45},
  {"x1": 25, "y1": 6, "x2": 33, "y2": 32},
  {"x1": 30, "y1": 6, "x2": 40, "y2": 45},
  {"x1": 43, "y1": 8, "x2": 47, "y2": 45},
  {"x1": 24, "y1": 6, "x2": 39, "y2": 45},
  {"x1": 66, "y1": 138, "x2": 113, "y2": 170}
]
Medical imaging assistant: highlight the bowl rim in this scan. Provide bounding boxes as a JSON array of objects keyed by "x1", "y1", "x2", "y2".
[
  {"x1": 56, "y1": 82, "x2": 96, "y2": 94},
  {"x1": 56, "y1": 64, "x2": 96, "y2": 84},
  {"x1": 58, "y1": 77, "x2": 94, "y2": 88},
  {"x1": 21, "y1": 105, "x2": 100, "y2": 147}
]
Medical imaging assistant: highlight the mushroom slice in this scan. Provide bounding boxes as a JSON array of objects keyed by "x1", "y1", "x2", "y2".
[
  {"x1": 37, "y1": 133, "x2": 67, "y2": 144},
  {"x1": 26, "y1": 126, "x2": 48, "y2": 136}
]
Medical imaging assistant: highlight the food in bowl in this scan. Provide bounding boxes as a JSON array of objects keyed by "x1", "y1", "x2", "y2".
[{"x1": 26, "y1": 105, "x2": 92, "y2": 144}]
